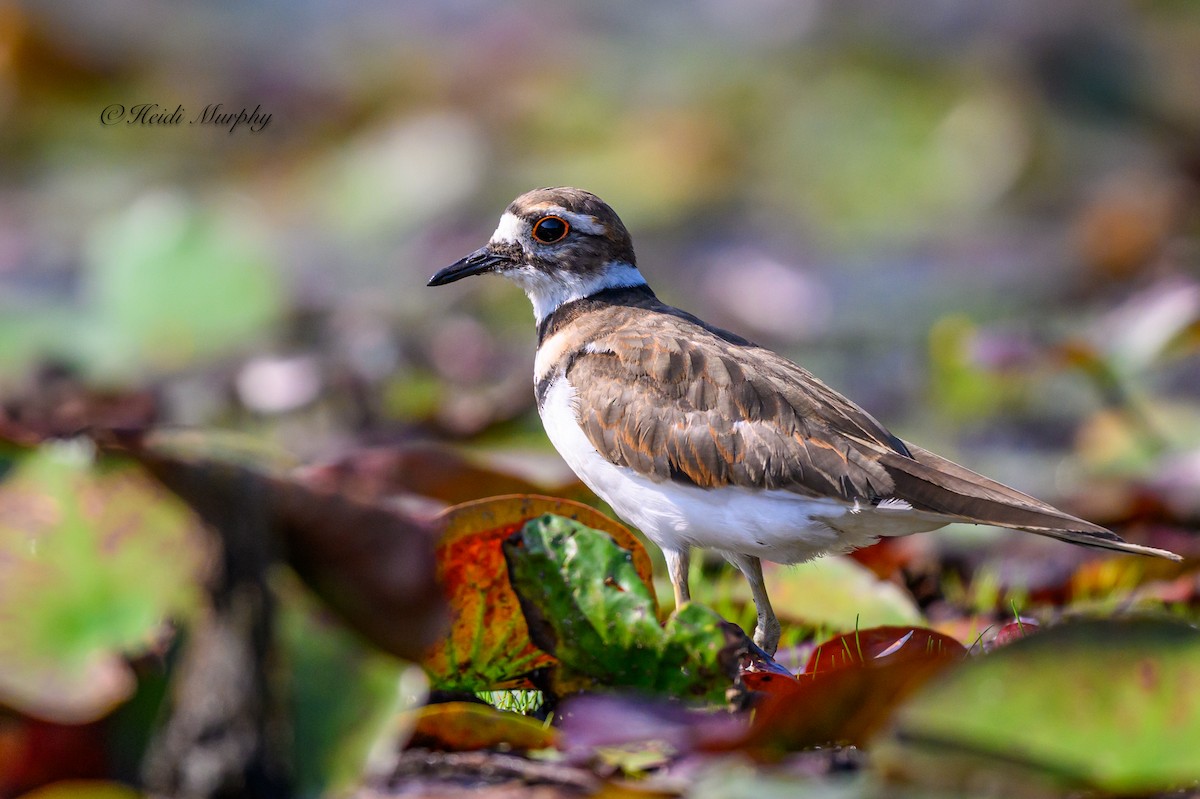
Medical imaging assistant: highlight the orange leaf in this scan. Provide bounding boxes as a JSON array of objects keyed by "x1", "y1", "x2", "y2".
[
  {"x1": 409, "y1": 702, "x2": 558, "y2": 752},
  {"x1": 422, "y1": 495, "x2": 655, "y2": 691}
]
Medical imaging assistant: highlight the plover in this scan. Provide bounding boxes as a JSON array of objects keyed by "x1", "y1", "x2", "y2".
[{"x1": 428, "y1": 187, "x2": 1181, "y2": 654}]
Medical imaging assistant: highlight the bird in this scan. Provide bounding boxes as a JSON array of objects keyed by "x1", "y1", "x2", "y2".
[{"x1": 428, "y1": 186, "x2": 1182, "y2": 655}]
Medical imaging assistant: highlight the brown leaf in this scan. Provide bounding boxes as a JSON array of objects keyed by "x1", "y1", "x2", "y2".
[
  {"x1": 124, "y1": 443, "x2": 448, "y2": 661},
  {"x1": 296, "y1": 443, "x2": 589, "y2": 507},
  {"x1": 0, "y1": 369, "x2": 157, "y2": 444}
]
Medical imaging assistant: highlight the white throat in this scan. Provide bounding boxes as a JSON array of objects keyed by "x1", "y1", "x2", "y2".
[{"x1": 506, "y1": 261, "x2": 647, "y2": 324}]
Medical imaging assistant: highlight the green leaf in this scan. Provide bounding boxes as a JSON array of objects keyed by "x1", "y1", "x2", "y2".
[
  {"x1": 752, "y1": 556, "x2": 924, "y2": 632},
  {"x1": 280, "y1": 576, "x2": 426, "y2": 798},
  {"x1": 877, "y1": 617, "x2": 1200, "y2": 794},
  {"x1": 503, "y1": 514, "x2": 736, "y2": 700},
  {"x1": 0, "y1": 443, "x2": 205, "y2": 722},
  {"x1": 423, "y1": 496, "x2": 654, "y2": 692},
  {"x1": 82, "y1": 194, "x2": 283, "y2": 377}
]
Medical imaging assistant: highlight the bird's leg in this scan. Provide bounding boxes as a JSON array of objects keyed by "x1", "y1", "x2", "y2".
[
  {"x1": 727, "y1": 553, "x2": 780, "y2": 655},
  {"x1": 664, "y1": 547, "x2": 691, "y2": 611}
]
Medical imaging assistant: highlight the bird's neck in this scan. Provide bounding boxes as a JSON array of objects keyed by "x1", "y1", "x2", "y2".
[
  {"x1": 536, "y1": 282, "x2": 657, "y2": 345},
  {"x1": 522, "y1": 261, "x2": 648, "y2": 326}
]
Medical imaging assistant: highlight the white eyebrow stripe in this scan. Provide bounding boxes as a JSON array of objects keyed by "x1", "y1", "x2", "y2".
[
  {"x1": 541, "y1": 207, "x2": 605, "y2": 236},
  {"x1": 490, "y1": 211, "x2": 526, "y2": 244},
  {"x1": 490, "y1": 207, "x2": 605, "y2": 246}
]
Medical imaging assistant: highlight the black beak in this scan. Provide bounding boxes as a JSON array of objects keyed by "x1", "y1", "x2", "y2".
[{"x1": 427, "y1": 247, "x2": 515, "y2": 287}]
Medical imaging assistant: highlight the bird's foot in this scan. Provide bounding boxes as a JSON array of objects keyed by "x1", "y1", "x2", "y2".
[{"x1": 753, "y1": 616, "x2": 782, "y2": 657}]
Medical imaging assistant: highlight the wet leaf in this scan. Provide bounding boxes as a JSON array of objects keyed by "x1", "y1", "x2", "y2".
[
  {"x1": 987, "y1": 618, "x2": 1039, "y2": 650},
  {"x1": 409, "y1": 702, "x2": 558, "y2": 752},
  {"x1": 504, "y1": 515, "x2": 739, "y2": 700},
  {"x1": 877, "y1": 617, "x2": 1200, "y2": 794},
  {"x1": 740, "y1": 671, "x2": 800, "y2": 697},
  {"x1": 0, "y1": 443, "x2": 206, "y2": 723},
  {"x1": 422, "y1": 495, "x2": 654, "y2": 692},
  {"x1": 721, "y1": 627, "x2": 966, "y2": 755}
]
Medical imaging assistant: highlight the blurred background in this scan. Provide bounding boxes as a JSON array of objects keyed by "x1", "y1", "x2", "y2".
[
  {"x1": 3, "y1": 3, "x2": 1200, "y2": 795},
  {"x1": 3, "y1": 0, "x2": 1200, "y2": 517}
]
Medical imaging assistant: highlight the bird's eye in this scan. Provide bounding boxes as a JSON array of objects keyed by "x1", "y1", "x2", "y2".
[{"x1": 531, "y1": 216, "x2": 569, "y2": 244}]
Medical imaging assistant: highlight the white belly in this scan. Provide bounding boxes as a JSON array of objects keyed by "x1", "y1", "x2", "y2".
[{"x1": 538, "y1": 378, "x2": 942, "y2": 563}]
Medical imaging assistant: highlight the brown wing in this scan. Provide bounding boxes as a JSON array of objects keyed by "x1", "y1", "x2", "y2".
[
  {"x1": 564, "y1": 319, "x2": 904, "y2": 503},
  {"x1": 556, "y1": 294, "x2": 1180, "y2": 561},
  {"x1": 879, "y1": 443, "x2": 1180, "y2": 559}
]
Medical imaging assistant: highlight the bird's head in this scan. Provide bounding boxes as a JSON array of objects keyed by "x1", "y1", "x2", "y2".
[{"x1": 428, "y1": 187, "x2": 647, "y2": 322}]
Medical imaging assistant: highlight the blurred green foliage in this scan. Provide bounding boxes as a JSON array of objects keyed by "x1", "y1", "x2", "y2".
[
  {"x1": 881, "y1": 617, "x2": 1200, "y2": 793},
  {"x1": 84, "y1": 197, "x2": 283, "y2": 378},
  {"x1": 280, "y1": 577, "x2": 424, "y2": 798},
  {"x1": 0, "y1": 444, "x2": 202, "y2": 725}
]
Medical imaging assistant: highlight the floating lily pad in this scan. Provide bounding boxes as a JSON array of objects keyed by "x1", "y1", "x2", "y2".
[{"x1": 877, "y1": 617, "x2": 1200, "y2": 794}]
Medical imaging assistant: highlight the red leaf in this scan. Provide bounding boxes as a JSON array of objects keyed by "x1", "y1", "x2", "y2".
[
  {"x1": 989, "y1": 618, "x2": 1040, "y2": 650},
  {"x1": 0, "y1": 714, "x2": 109, "y2": 796},
  {"x1": 711, "y1": 626, "x2": 966, "y2": 756},
  {"x1": 802, "y1": 625, "x2": 964, "y2": 679},
  {"x1": 740, "y1": 671, "x2": 800, "y2": 695}
]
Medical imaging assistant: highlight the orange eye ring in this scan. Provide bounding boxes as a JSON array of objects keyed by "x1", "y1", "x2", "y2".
[{"x1": 531, "y1": 216, "x2": 570, "y2": 244}]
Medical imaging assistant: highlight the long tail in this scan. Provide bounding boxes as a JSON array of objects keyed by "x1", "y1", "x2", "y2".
[{"x1": 880, "y1": 443, "x2": 1182, "y2": 561}]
